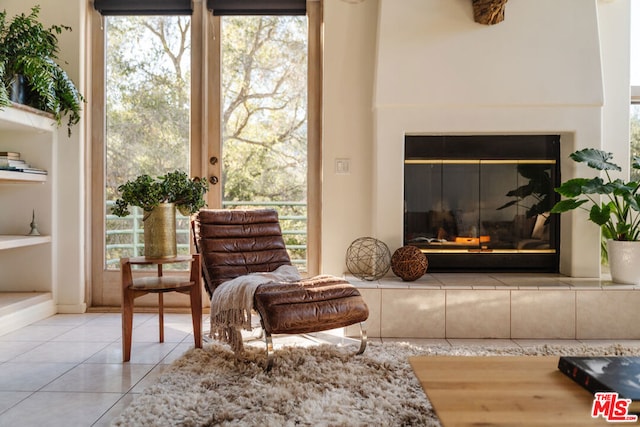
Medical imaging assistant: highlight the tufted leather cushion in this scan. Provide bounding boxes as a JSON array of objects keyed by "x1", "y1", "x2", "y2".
[
  {"x1": 254, "y1": 275, "x2": 369, "y2": 334},
  {"x1": 194, "y1": 209, "x2": 293, "y2": 296},
  {"x1": 193, "y1": 208, "x2": 368, "y2": 335}
]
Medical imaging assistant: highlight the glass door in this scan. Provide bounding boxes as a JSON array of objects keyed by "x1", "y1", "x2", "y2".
[
  {"x1": 104, "y1": 15, "x2": 192, "y2": 265},
  {"x1": 91, "y1": 12, "x2": 196, "y2": 307},
  {"x1": 219, "y1": 15, "x2": 309, "y2": 271}
]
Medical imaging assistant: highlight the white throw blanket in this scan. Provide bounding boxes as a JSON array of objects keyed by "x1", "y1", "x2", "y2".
[{"x1": 210, "y1": 265, "x2": 301, "y2": 353}]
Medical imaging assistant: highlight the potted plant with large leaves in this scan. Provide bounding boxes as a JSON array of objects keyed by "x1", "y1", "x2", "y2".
[
  {"x1": 0, "y1": 6, "x2": 85, "y2": 136},
  {"x1": 111, "y1": 170, "x2": 208, "y2": 258},
  {"x1": 551, "y1": 148, "x2": 640, "y2": 284}
]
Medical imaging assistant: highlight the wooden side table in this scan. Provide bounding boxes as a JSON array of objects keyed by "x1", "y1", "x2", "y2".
[{"x1": 120, "y1": 254, "x2": 203, "y2": 362}]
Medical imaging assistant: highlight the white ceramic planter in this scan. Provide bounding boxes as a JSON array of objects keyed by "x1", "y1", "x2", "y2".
[{"x1": 607, "y1": 240, "x2": 640, "y2": 285}]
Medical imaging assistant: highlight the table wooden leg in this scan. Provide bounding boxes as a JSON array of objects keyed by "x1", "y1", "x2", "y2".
[
  {"x1": 190, "y1": 254, "x2": 202, "y2": 348},
  {"x1": 122, "y1": 293, "x2": 134, "y2": 362},
  {"x1": 158, "y1": 292, "x2": 164, "y2": 343},
  {"x1": 190, "y1": 284, "x2": 202, "y2": 349},
  {"x1": 121, "y1": 259, "x2": 134, "y2": 362}
]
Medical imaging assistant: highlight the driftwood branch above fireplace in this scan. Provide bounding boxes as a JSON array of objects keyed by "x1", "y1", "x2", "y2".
[{"x1": 472, "y1": 0, "x2": 509, "y2": 25}]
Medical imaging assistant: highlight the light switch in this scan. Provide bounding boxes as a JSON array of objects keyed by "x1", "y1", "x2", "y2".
[{"x1": 335, "y1": 158, "x2": 350, "y2": 175}]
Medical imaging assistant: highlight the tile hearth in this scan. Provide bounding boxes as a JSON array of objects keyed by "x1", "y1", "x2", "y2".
[{"x1": 345, "y1": 272, "x2": 640, "y2": 341}]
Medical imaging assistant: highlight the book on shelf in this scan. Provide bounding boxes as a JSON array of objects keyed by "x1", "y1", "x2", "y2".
[
  {"x1": 0, "y1": 159, "x2": 28, "y2": 168},
  {"x1": 0, "y1": 165, "x2": 47, "y2": 175},
  {"x1": 0, "y1": 151, "x2": 20, "y2": 160},
  {"x1": 558, "y1": 356, "x2": 640, "y2": 413},
  {"x1": 0, "y1": 168, "x2": 48, "y2": 175},
  {"x1": 21, "y1": 167, "x2": 47, "y2": 175},
  {"x1": 0, "y1": 153, "x2": 47, "y2": 175}
]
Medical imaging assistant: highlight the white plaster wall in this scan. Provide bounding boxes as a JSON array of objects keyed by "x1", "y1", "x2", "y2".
[
  {"x1": 2, "y1": 0, "x2": 87, "y2": 312},
  {"x1": 374, "y1": 0, "x2": 603, "y2": 107},
  {"x1": 598, "y1": 0, "x2": 631, "y2": 182},
  {"x1": 322, "y1": 0, "x2": 378, "y2": 274}
]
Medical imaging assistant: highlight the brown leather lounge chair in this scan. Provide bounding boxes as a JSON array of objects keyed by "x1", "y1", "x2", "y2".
[{"x1": 193, "y1": 208, "x2": 369, "y2": 370}]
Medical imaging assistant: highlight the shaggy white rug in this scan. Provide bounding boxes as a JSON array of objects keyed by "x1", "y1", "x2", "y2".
[{"x1": 111, "y1": 341, "x2": 640, "y2": 427}]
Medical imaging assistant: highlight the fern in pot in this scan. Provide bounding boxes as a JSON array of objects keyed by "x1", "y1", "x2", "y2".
[
  {"x1": 0, "y1": 6, "x2": 85, "y2": 136},
  {"x1": 111, "y1": 170, "x2": 208, "y2": 258},
  {"x1": 551, "y1": 148, "x2": 640, "y2": 284}
]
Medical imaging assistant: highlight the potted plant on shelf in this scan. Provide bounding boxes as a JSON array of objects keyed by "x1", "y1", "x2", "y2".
[
  {"x1": 0, "y1": 6, "x2": 85, "y2": 136},
  {"x1": 551, "y1": 148, "x2": 640, "y2": 284},
  {"x1": 111, "y1": 170, "x2": 208, "y2": 258}
]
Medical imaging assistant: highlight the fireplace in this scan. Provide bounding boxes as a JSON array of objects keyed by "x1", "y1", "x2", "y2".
[{"x1": 403, "y1": 135, "x2": 560, "y2": 272}]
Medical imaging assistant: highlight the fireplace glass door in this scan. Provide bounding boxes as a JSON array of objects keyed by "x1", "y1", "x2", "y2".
[{"x1": 404, "y1": 135, "x2": 560, "y2": 272}]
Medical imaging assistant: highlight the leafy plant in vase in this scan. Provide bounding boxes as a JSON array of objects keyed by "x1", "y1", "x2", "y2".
[
  {"x1": 112, "y1": 170, "x2": 208, "y2": 258},
  {"x1": 551, "y1": 148, "x2": 640, "y2": 284}
]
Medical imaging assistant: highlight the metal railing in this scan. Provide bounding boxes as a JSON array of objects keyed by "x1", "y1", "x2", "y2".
[{"x1": 105, "y1": 200, "x2": 307, "y2": 270}]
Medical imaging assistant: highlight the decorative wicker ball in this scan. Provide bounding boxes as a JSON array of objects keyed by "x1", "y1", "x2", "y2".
[
  {"x1": 345, "y1": 237, "x2": 391, "y2": 281},
  {"x1": 391, "y1": 245, "x2": 428, "y2": 281}
]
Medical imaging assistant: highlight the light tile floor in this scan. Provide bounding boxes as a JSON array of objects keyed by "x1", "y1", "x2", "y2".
[{"x1": 1, "y1": 312, "x2": 639, "y2": 427}]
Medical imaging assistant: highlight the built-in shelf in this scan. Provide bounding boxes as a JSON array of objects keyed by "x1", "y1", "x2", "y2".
[
  {"x1": 0, "y1": 103, "x2": 55, "y2": 133},
  {"x1": 0, "y1": 104, "x2": 57, "y2": 335},
  {"x1": 0, "y1": 292, "x2": 55, "y2": 336},
  {"x1": 0, "y1": 235, "x2": 52, "y2": 251},
  {"x1": 0, "y1": 170, "x2": 47, "y2": 183}
]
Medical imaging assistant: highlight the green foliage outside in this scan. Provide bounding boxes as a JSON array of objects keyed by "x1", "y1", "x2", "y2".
[
  {"x1": 105, "y1": 16, "x2": 191, "y2": 200},
  {"x1": 104, "y1": 15, "x2": 308, "y2": 269},
  {"x1": 220, "y1": 16, "x2": 307, "y2": 205}
]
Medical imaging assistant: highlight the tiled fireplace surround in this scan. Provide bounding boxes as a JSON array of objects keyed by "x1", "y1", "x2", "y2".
[{"x1": 345, "y1": 272, "x2": 640, "y2": 341}]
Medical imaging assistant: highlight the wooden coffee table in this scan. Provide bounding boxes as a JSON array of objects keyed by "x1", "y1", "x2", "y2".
[{"x1": 409, "y1": 356, "x2": 613, "y2": 426}]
